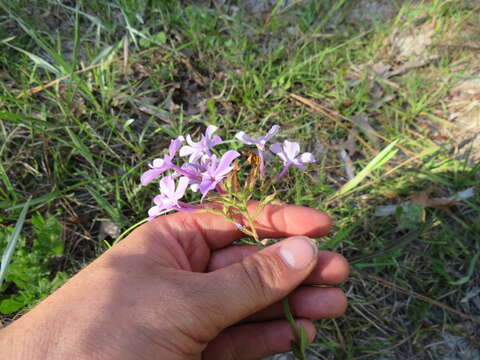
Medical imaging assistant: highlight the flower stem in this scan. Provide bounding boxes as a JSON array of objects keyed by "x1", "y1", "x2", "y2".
[
  {"x1": 241, "y1": 200, "x2": 308, "y2": 360},
  {"x1": 282, "y1": 298, "x2": 308, "y2": 359},
  {"x1": 242, "y1": 200, "x2": 260, "y2": 243}
]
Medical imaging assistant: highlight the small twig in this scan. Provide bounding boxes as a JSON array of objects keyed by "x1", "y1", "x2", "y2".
[
  {"x1": 354, "y1": 270, "x2": 480, "y2": 324},
  {"x1": 289, "y1": 93, "x2": 415, "y2": 157},
  {"x1": 16, "y1": 62, "x2": 111, "y2": 98},
  {"x1": 290, "y1": 93, "x2": 374, "y2": 154},
  {"x1": 16, "y1": 46, "x2": 163, "y2": 98}
]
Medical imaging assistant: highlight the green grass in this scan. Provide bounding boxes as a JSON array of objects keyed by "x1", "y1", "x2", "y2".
[{"x1": 1, "y1": 0, "x2": 479, "y2": 357}]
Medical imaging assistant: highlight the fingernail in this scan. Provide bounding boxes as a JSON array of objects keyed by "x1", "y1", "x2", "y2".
[{"x1": 278, "y1": 236, "x2": 318, "y2": 269}]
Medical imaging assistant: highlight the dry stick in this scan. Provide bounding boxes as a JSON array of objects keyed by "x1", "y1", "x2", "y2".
[
  {"x1": 16, "y1": 46, "x2": 168, "y2": 98},
  {"x1": 289, "y1": 93, "x2": 415, "y2": 157},
  {"x1": 289, "y1": 93, "x2": 375, "y2": 154},
  {"x1": 16, "y1": 61, "x2": 112, "y2": 98},
  {"x1": 354, "y1": 270, "x2": 480, "y2": 325},
  {"x1": 17, "y1": 45, "x2": 206, "y2": 99}
]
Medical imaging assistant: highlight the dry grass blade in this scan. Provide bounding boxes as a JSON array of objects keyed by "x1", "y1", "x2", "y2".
[
  {"x1": 16, "y1": 61, "x2": 114, "y2": 98},
  {"x1": 355, "y1": 270, "x2": 480, "y2": 325},
  {"x1": 355, "y1": 330, "x2": 418, "y2": 359},
  {"x1": 290, "y1": 93, "x2": 415, "y2": 157},
  {"x1": 15, "y1": 45, "x2": 167, "y2": 98},
  {"x1": 290, "y1": 93, "x2": 375, "y2": 153}
]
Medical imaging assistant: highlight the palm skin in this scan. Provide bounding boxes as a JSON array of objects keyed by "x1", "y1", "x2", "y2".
[{"x1": 0, "y1": 203, "x2": 348, "y2": 359}]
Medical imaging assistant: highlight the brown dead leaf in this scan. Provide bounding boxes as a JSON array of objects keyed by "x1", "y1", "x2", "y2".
[
  {"x1": 99, "y1": 221, "x2": 121, "y2": 241},
  {"x1": 66, "y1": 216, "x2": 91, "y2": 226},
  {"x1": 410, "y1": 192, "x2": 461, "y2": 209}
]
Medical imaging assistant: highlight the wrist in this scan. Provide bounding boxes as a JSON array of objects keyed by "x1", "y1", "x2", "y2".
[
  {"x1": 0, "y1": 308, "x2": 68, "y2": 360},
  {"x1": 0, "y1": 322, "x2": 38, "y2": 359}
]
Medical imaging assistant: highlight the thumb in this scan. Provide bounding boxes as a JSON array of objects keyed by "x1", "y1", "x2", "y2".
[{"x1": 205, "y1": 236, "x2": 318, "y2": 329}]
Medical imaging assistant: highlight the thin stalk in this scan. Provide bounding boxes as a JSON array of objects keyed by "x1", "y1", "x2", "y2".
[
  {"x1": 242, "y1": 200, "x2": 307, "y2": 359},
  {"x1": 242, "y1": 200, "x2": 260, "y2": 243}
]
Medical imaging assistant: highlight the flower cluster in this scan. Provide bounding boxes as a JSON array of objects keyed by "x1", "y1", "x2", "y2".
[{"x1": 141, "y1": 125, "x2": 315, "y2": 219}]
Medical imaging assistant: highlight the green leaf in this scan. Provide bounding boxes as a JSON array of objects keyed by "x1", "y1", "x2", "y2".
[
  {"x1": 0, "y1": 297, "x2": 26, "y2": 314},
  {"x1": 449, "y1": 252, "x2": 480, "y2": 285},
  {"x1": 395, "y1": 204, "x2": 425, "y2": 231},
  {"x1": 0, "y1": 198, "x2": 30, "y2": 288},
  {"x1": 32, "y1": 215, "x2": 63, "y2": 256},
  {"x1": 5, "y1": 43, "x2": 60, "y2": 75},
  {"x1": 337, "y1": 139, "x2": 400, "y2": 196},
  {"x1": 86, "y1": 186, "x2": 124, "y2": 226},
  {"x1": 259, "y1": 192, "x2": 276, "y2": 207},
  {"x1": 282, "y1": 298, "x2": 307, "y2": 359}
]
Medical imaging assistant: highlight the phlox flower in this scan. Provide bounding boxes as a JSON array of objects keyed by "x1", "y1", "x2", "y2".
[
  {"x1": 235, "y1": 125, "x2": 280, "y2": 150},
  {"x1": 148, "y1": 175, "x2": 198, "y2": 219},
  {"x1": 141, "y1": 137, "x2": 184, "y2": 185},
  {"x1": 199, "y1": 150, "x2": 240, "y2": 199},
  {"x1": 179, "y1": 125, "x2": 222, "y2": 163},
  {"x1": 178, "y1": 162, "x2": 204, "y2": 192},
  {"x1": 235, "y1": 125, "x2": 280, "y2": 175},
  {"x1": 270, "y1": 140, "x2": 315, "y2": 178}
]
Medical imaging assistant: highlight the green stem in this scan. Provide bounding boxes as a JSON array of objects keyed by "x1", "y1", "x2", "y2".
[
  {"x1": 242, "y1": 200, "x2": 260, "y2": 243},
  {"x1": 112, "y1": 218, "x2": 148, "y2": 245},
  {"x1": 282, "y1": 298, "x2": 308, "y2": 360},
  {"x1": 241, "y1": 199, "x2": 307, "y2": 359}
]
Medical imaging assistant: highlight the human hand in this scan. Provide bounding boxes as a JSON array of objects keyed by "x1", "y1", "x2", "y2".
[{"x1": 0, "y1": 203, "x2": 349, "y2": 359}]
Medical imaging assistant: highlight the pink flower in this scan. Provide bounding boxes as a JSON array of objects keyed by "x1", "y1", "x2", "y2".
[
  {"x1": 198, "y1": 150, "x2": 240, "y2": 199},
  {"x1": 270, "y1": 140, "x2": 315, "y2": 178},
  {"x1": 235, "y1": 125, "x2": 280, "y2": 175},
  {"x1": 235, "y1": 125, "x2": 280, "y2": 150},
  {"x1": 147, "y1": 175, "x2": 198, "y2": 219},
  {"x1": 141, "y1": 137, "x2": 184, "y2": 185},
  {"x1": 179, "y1": 125, "x2": 222, "y2": 163}
]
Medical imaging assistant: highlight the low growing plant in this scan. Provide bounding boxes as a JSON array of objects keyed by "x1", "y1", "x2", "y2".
[
  {"x1": 141, "y1": 125, "x2": 316, "y2": 358},
  {"x1": 0, "y1": 214, "x2": 68, "y2": 315}
]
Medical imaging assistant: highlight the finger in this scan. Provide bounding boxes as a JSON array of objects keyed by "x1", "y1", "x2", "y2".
[
  {"x1": 203, "y1": 236, "x2": 318, "y2": 329},
  {"x1": 202, "y1": 319, "x2": 316, "y2": 360},
  {"x1": 208, "y1": 246, "x2": 349, "y2": 285},
  {"x1": 145, "y1": 201, "x2": 331, "y2": 251},
  {"x1": 244, "y1": 286, "x2": 348, "y2": 323}
]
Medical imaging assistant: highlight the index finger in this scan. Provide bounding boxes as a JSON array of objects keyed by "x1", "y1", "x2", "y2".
[{"x1": 148, "y1": 201, "x2": 331, "y2": 250}]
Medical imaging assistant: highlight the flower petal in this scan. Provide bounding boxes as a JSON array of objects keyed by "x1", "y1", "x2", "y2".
[
  {"x1": 160, "y1": 175, "x2": 176, "y2": 199},
  {"x1": 263, "y1": 125, "x2": 280, "y2": 141},
  {"x1": 215, "y1": 150, "x2": 240, "y2": 178},
  {"x1": 152, "y1": 158, "x2": 165, "y2": 168},
  {"x1": 179, "y1": 145, "x2": 196, "y2": 157},
  {"x1": 168, "y1": 137, "x2": 184, "y2": 157},
  {"x1": 235, "y1": 131, "x2": 256, "y2": 145},
  {"x1": 174, "y1": 176, "x2": 190, "y2": 199},
  {"x1": 185, "y1": 134, "x2": 200, "y2": 147},
  {"x1": 210, "y1": 135, "x2": 223, "y2": 147},
  {"x1": 269, "y1": 143, "x2": 288, "y2": 164},
  {"x1": 283, "y1": 140, "x2": 300, "y2": 160},
  {"x1": 300, "y1": 152, "x2": 316, "y2": 164},
  {"x1": 199, "y1": 178, "x2": 217, "y2": 199},
  {"x1": 141, "y1": 168, "x2": 164, "y2": 185},
  {"x1": 190, "y1": 183, "x2": 200, "y2": 192},
  {"x1": 152, "y1": 194, "x2": 165, "y2": 205},
  {"x1": 205, "y1": 125, "x2": 218, "y2": 139},
  {"x1": 269, "y1": 143, "x2": 282, "y2": 154},
  {"x1": 148, "y1": 205, "x2": 162, "y2": 218}
]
